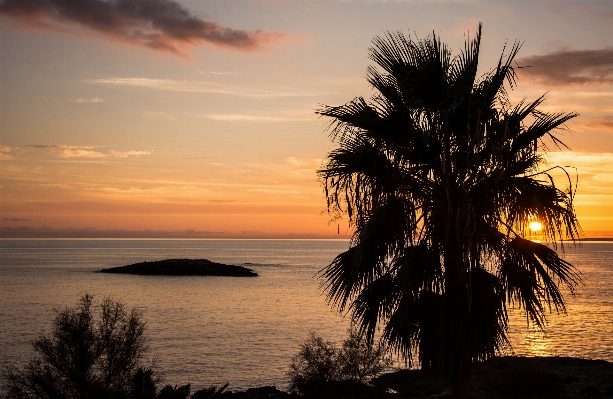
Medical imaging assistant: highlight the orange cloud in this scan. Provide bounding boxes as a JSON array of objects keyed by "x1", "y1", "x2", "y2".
[
  {"x1": 29, "y1": 144, "x2": 93, "y2": 149},
  {"x1": 0, "y1": 0, "x2": 286, "y2": 56},
  {"x1": 61, "y1": 149, "x2": 106, "y2": 158},
  {"x1": 0, "y1": 145, "x2": 19, "y2": 160},
  {"x1": 29, "y1": 144, "x2": 152, "y2": 159}
]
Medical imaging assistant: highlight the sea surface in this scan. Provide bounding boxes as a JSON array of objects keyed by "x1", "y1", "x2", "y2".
[{"x1": 1, "y1": 239, "x2": 612, "y2": 391}]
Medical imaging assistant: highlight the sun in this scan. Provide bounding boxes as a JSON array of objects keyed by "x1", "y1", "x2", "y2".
[{"x1": 529, "y1": 221, "x2": 543, "y2": 232}]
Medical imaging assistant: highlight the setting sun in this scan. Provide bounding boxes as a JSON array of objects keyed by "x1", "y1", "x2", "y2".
[{"x1": 529, "y1": 221, "x2": 543, "y2": 232}]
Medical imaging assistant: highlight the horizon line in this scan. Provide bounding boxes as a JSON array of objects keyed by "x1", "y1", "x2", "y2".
[{"x1": 0, "y1": 226, "x2": 351, "y2": 240}]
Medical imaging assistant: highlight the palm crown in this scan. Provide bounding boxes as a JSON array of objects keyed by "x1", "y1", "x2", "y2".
[{"x1": 317, "y1": 25, "x2": 581, "y2": 389}]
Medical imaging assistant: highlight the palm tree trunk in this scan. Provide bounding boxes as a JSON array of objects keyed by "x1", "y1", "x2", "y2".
[{"x1": 444, "y1": 246, "x2": 472, "y2": 399}]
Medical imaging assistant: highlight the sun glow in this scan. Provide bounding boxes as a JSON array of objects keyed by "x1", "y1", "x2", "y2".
[{"x1": 529, "y1": 221, "x2": 543, "y2": 232}]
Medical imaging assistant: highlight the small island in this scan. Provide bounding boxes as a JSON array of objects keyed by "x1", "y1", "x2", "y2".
[{"x1": 100, "y1": 258, "x2": 258, "y2": 277}]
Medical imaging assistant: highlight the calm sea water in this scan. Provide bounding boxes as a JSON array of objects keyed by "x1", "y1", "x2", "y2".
[{"x1": 1, "y1": 239, "x2": 612, "y2": 391}]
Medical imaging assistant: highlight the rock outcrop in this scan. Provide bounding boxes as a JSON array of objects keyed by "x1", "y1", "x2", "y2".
[{"x1": 100, "y1": 258, "x2": 258, "y2": 277}]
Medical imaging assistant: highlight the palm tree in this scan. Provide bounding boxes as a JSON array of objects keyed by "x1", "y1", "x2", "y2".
[{"x1": 317, "y1": 24, "x2": 581, "y2": 399}]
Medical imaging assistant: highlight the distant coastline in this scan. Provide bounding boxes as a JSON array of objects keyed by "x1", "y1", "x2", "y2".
[
  {"x1": 0, "y1": 226, "x2": 351, "y2": 240},
  {"x1": 2, "y1": 226, "x2": 612, "y2": 241}
]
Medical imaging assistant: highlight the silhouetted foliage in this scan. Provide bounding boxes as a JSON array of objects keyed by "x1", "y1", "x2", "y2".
[
  {"x1": 288, "y1": 333, "x2": 338, "y2": 389},
  {"x1": 155, "y1": 383, "x2": 227, "y2": 399},
  {"x1": 3, "y1": 295, "x2": 147, "y2": 399},
  {"x1": 287, "y1": 328, "x2": 391, "y2": 393},
  {"x1": 132, "y1": 369, "x2": 158, "y2": 399},
  {"x1": 337, "y1": 328, "x2": 391, "y2": 382},
  {"x1": 317, "y1": 23, "x2": 581, "y2": 399},
  {"x1": 2, "y1": 296, "x2": 228, "y2": 399}
]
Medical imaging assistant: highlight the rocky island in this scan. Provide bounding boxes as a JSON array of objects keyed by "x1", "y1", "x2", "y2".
[{"x1": 100, "y1": 258, "x2": 258, "y2": 277}]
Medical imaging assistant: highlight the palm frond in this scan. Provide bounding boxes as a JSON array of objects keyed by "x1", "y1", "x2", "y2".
[{"x1": 500, "y1": 237, "x2": 581, "y2": 329}]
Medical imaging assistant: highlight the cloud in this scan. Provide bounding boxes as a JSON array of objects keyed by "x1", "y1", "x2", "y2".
[
  {"x1": 205, "y1": 113, "x2": 314, "y2": 122},
  {"x1": 585, "y1": 116, "x2": 613, "y2": 132},
  {"x1": 87, "y1": 77, "x2": 322, "y2": 99},
  {"x1": 250, "y1": 188, "x2": 302, "y2": 195},
  {"x1": 76, "y1": 97, "x2": 103, "y2": 103},
  {"x1": 110, "y1": 150, "x2": 151, "y2": 158},
  {"x1": 61, "y1": 149, "x2": 106, "y2": 158},
  {"x1": 29, "y1": 144, "x2": 151, "y2": 158},
  {"x1": 517, "y1": 47, "x2": 613, "y2": 86},
  {"x1": 2, "y1": 218, "x2": 30, "y2": 222},
  {"x1": 0, "y1": 145, "x2": 14, "y2": 160},
  {"x1": 29, "y1": 144, "x2": 94, "y2": 149},
  {"x1": 0, "y1": 0, "x2": 285, "y2": 56},
  {"x1": 286, "y1": 157, "x2": 322, "y2": 167},
  {"x1": 544, "y1": 151, "x2": 613, "y2": 194}
]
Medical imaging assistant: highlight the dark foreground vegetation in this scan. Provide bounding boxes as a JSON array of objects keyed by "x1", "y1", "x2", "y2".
[
  {"x1": 3, "y1": 295, "x2": 613, "y2": 399},
  {"x1": 100, "y1": 259, "x2": 257, "y2": 277}
]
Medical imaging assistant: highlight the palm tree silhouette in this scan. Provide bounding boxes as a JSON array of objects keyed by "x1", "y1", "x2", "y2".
[{"x1": 318, "y1": 24, "x2": 581, "y2": 399}]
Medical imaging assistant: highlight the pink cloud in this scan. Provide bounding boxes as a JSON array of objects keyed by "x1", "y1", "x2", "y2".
[{"x1": 0, "y1": 0, "x2": 286, "y2": 56}]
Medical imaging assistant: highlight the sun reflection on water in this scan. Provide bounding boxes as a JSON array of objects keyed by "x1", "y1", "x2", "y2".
[{"x1": 521, "y1": 330, "x2": 552, "y2": 358}]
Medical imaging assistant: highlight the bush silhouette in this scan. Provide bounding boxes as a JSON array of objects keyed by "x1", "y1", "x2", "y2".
[
  {"x1": 287, "y1": 328, "x2": 391, "y2": 392},
  {"x1": 3, "y1": 295, "x2": 148, "y2": 399},
  {"x1": 2, "y1": 295, "x2": 229, "y2": 399},
  {"x1": 287, "y1": 333, "x2": 339, "y2": 390},
  {"x1": 337, "y1": 328, "x2": 391, "y2": 382}
]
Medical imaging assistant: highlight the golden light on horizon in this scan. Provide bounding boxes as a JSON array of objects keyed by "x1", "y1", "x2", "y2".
[{"x1": 529, "y1": 221, "x2": 543, "y2": 232}]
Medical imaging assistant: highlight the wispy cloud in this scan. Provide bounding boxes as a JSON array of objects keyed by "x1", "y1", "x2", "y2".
[
  {"x1": 110, "y1": 150, "x2": 151, "y2": 158},
  {"x1": 29, "y1": 144, "x2": 94, "y2": 149},
  {"x1": 0, "y1": 145, "x2": 15, "y2": 160},
  {"x1": 61, "y1": 149, "x2": 106, "y2": 158},
  {"x1": 545, "y1": 151, "x2": 613, "y2": 195},
  {"x1": 87, "y1": 77, "x2": 322, "y2": 99},
  {"x1": 286, "y1": 157, "x2": 322, "y2": 167},
  {"x1": 30, "y1": 144, "x2": 151, "y2": 159},
  {"x1": 517, "y1": 47, "x2": 613, "y2": 86},
  {"x1": 205, "y1": 113, "x2": 315, "y2": 122},
  {"x1": 574, "y1": 116, "x2": 613, "y2": 132},
  {"x1": 249, "y1": 188, "x2": 301, "y2": 195},
  {"x1": 0, "y1": 0, "x2": 286, "y2": 56},
  {"x1": 76, "y1": 97, "x2": 103, "y2": 103},
  {"x1": 2, "y1": 217, "x2": 30, "y2": 222}
]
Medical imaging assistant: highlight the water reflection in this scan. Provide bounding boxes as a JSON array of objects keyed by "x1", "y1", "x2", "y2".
[
  {"x1": 505, "y1": 242, "x2": 613, "y2": 361},
  {"x1": 521, "y1": 330, "x2": 552, "y2": 358}
]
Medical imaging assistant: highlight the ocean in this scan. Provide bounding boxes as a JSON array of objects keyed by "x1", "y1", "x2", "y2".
[{"x1": 1, "y1": 239, "x2": 612, "y2": 391}]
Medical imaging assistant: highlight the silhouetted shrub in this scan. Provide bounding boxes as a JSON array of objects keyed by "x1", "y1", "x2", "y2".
[
  {"x1": 287, "y1": 328, "x2": 391, "y2": 393},
  {"x1": 337, "y1": 328, "x2": 391, "y2": 382},
  {"x1": 287, "y1": 333, "x2": 339, "y2": 390},
  {"x1": 2, "y1": 295, "x2": 229, "y2": 399},
  {"x1": 2, "y1": 295, "x2": 148, "y2": 399}
]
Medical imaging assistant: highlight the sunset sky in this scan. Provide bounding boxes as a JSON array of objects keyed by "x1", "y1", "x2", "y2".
[{"x1": 1, "y1": 0, "x2": 613, "y2": 237}]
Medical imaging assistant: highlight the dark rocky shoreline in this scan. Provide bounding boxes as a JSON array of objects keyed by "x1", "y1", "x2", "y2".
[
  {"x1": 219, "y1": 356, "x2": 613, "y2": 398},
  {"x1": 100, "y1": 258, "x2": 258, "y2": 277}
]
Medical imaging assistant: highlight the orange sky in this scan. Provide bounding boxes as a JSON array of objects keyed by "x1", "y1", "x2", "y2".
[{"x1": 1, "y1": 0, "x2": 613, "y2": 238}]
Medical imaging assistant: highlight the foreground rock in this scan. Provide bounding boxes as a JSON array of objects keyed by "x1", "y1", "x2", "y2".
[
  {"x1": 371, "y1": 356, "x2": 613, "y2": 398},
  {"x1": 100, "y1": 258, "x2": 258, "y2": 277},
  {"x1": 218, "y1": 357, "x2": 613, "y2": 398},
  {"x1": 182, "y1": 356, "x2": 613, "y2": 399}
]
